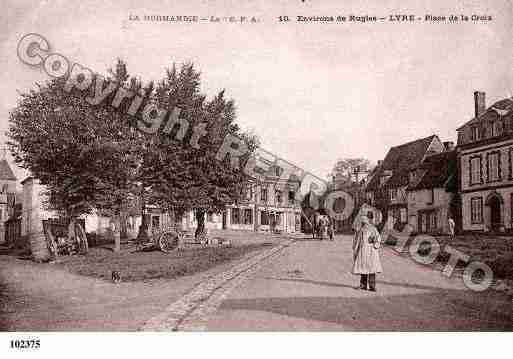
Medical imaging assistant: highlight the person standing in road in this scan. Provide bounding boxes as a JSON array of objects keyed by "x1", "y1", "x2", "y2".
[
  {"x1": 352, "y1": 212, "x2": 382, "y2": 292},
  {"x1": 327, "y1": 216, "x2": 334, "y2": 240},
  {"x1": 448, "y1": 217, "x2": 455, "y2": 239}
]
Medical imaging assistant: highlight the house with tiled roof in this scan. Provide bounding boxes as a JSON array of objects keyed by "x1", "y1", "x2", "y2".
[
  {"x1": 365, "y1": 135, "x2": 446, "y2": 228},
  {"x1": 406, "y1": 149, "x2": 457, "y2": 234},
  {"x1": 456, "y1": 91, "x2": 513, "y2": 232}
]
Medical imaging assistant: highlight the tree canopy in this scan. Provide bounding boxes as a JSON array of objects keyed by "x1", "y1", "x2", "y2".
[
  {"x1": 330, "y1": 158, "x2": 372, "y2": 183},
  {"x1": 8, "y1": 59, "x2": 258, "y2": 243}
]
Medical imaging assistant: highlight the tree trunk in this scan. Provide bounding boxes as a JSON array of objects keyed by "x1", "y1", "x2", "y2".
[
  {"x1": 195, "y1": 209, "x2": 206, "y2": 238},
  {"x1": 113, "y1": 215, "x2": 121, "y2": 253},
  {"x1": 136, "y1": 201, "x2": 149, "y2": 241},
  {"x1": 75, "y1": 221, "x2": 88, "y2": 254},
  {"x1": 67, "y1": 217, "x2": 76, "y2": 254}
]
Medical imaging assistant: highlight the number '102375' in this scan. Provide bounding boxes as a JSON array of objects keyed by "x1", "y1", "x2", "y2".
[{"x1": 10, "y1": 339, "x2": 41, "y2": 349}]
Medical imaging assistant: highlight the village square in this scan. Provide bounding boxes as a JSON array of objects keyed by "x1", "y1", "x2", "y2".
[
  {"x1": 1, "y1": 1, "x2": 513, "y2": 335},
  {"x1": 1, "y1": 68, "x2": 512, "y2": 329}
]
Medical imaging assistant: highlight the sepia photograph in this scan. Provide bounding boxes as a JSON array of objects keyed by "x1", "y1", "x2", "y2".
[{"x1": 0, "y1": 0, "x2": 512, "y2": 357}]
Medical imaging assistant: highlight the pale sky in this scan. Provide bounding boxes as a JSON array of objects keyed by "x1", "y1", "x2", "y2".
[{"x1": 1, "y1": 0, "x2": 512, "y2": 182}]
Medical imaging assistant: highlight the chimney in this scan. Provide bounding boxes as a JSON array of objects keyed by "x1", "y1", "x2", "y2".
[
  {"x1": 377, "y1": 160, "x2": 383, "y2": 167},
  {"x1": 443, "y1": 141, "x2": 454, "y2": 151},
  {"x1": 474, "y1": 91, "x2": 486, "y2": 118}
]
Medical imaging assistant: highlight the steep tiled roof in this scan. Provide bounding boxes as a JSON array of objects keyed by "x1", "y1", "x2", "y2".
[
  {"x1": 0, "y1": 159, "x2": 17, "y2": 181},
  {"x1": 407, "y1": 150, "x2": 456, "y2": 191},
  {"x1": 366, "y1": 135, "x2": 438, "y2": 191}
]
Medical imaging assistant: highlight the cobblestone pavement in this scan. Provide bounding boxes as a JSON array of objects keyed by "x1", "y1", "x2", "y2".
[{"x1": 140, "y1": 239, "x2": 294, "y2": 331}]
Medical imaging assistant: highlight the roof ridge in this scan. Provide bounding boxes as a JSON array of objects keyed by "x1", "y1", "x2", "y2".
[{"x1": 389, "y1": 134, "x2": 436, "y2": 149}]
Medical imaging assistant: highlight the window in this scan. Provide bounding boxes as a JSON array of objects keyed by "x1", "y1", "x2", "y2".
[
  {"x1": 471, "y1": 126, "x2": 480, "y2": 141},
  {"x1": 409, "y1": 171, "x2": 416, "y2": 184},
  {"x1": 274, "y1": 166, "x2": 282, "y2": 177},
  {"x1": 471, "y1": 197, "x2": 483, "y2": 224},
  {"x1": 400, "y1": 208, "x2": 407, "y2": 223},
  {"x1": 243, "y1": 209, "x2": 253, "y2": 225},
  {"x1": 152, "y1": 215, "x2": 160, "y2": 229},
  {"x1": 420, "y1": 213, "x2": 427, "y2": 232},
  {"x1": 510, "y1": 148, "x2": 513, "y2": 179},
  {"x1": 275, "y1": 190, "x2": 282, "y2": 204},
  {"x1": 492, "y1": 121, "x2": 503, "y2": 137},
  {"x1": 487, "y1": 152, "x2": 501, "y2": 182},
  {"x1": 389, "y1": 188, "x2": 397, "y2": 201},
  {"x1": 207, "y1": 212, "x2": 214, "y2": 222},
  {"x1": 231, "y1": 208, "x2": 241, "y2": 224},
  {"x1": 288, "y1": 191, "x2": 295, "y2": 203},
  {"x1": 260, "y1": 187, "x2": 268, "y2": 203},
  {"x1": 245, "y1": 186, "x2": 254, "y2": 201},
  {"x1": 260, "y1": 211, "x2": 269, "y2": 225},
  {"x1": 428, "y1": 188, "x2": 435, "y2": 204},
  {"x1": 470, "y1": 156, "x2": 482, "y2": 185},
  {"x1": 511, "y1": 193, "x2": 513, "y2": 223},
  {"x1": 430, "y1": 212, "x2": 437, "y2": 231}
]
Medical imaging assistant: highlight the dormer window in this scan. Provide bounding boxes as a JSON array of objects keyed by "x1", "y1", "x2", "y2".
[
  {"x1": 492, "y1": 121, "x2": 503, "y2": 137},
  {"x1": 471, "y1": 126, "x2": 480, "y2": 141}
]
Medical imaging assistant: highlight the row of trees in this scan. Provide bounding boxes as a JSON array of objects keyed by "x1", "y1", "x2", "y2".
[{"x1": 8, "y1": 60, "x2": 258, "y2": 252}]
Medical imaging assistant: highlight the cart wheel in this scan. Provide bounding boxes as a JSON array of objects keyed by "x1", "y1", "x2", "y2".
[
  {"x1": 159, "y1": 231, "x2": 180, "y2": 253},
  {"x1": 197, "y1": 231, "x2": 208, "y2": 246}
]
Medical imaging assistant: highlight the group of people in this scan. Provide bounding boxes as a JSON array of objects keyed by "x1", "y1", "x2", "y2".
[
  {"x1": 314, "y1": 214, "x2": 334, "y2": 240},
  {"x1": 312, "y1": 210, "x2": 456, "y2": 293}
]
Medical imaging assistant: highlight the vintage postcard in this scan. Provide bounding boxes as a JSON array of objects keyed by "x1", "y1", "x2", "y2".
[{"x1": 0, "y1": 0, "x2": 512, "y2": 357}]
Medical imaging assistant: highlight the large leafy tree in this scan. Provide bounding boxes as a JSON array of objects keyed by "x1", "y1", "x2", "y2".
[
  {"x1": 140, "y1": 63, "x2": 258, "y2": 237},
  {"x1": 8, "y1": 60, "x2": 144, "y2": 252},
  {"x1": 9, "y1": 59, "x2": 258, "y2": 252}
]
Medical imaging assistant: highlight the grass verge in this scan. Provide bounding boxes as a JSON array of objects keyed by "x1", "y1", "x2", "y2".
[
  {"x1": 53, "y1": 242, "x2": 274, "y2": 282},
  {"x1": 385, "y1": 233, "x2": 513, "y2": 280}
]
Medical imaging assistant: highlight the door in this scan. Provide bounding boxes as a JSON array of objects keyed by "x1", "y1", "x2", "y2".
[{"x1": 489, "y1": 197, "x2": 501, "y2": 231}]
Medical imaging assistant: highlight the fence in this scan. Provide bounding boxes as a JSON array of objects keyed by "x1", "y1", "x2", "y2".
[{"x1": 5, "y1": 217, "x2": 21, "y2": 247}]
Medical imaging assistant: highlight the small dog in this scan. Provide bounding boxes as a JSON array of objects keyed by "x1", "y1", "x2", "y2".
[{"x1": 111, "y1": 271, "x2": 121, "y2": 284}]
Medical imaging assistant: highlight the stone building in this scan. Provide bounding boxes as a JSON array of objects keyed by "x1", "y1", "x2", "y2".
[
  {"x1": 184, "y1": 168, "x2": 302, "y2": 234},
  {"x1": 456, "y1": 91, "x2": 513, "y2": 232}
]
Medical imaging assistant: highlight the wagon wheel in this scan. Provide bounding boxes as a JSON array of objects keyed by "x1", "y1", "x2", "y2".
[
  {"x1": 158, "y1": 231, "x2": 180, "y2": 253},
  {"x1": 196, "y1": 231, "x2": 208, "y2": 246}
]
